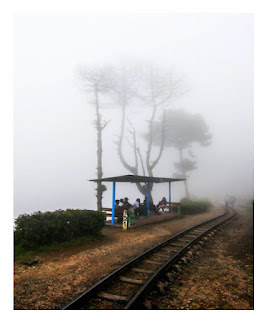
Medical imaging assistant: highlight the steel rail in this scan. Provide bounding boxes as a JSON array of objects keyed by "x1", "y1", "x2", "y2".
[
  {"x1": 125, "y1": 209, "x2": 237, "y2": 309},
  {"x1": 63, "y1": 209, "x2": 237, "y2": 310}
]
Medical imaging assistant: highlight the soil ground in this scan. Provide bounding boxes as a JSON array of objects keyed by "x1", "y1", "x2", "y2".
[
  {"x1": 13, "y1": 204, "x2": 253, "y2": 310},
  {"x1": 151, "y1": 205, "x2": 254, "y2": 309}
]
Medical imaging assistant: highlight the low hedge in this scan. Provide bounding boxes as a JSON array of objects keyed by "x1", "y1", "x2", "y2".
[
  {"x1": 179, "y1": 199, "x2": 212, "y2": 214},
  {"x1": 14, "y1": 209, "x2": 105, "y2": 249}
]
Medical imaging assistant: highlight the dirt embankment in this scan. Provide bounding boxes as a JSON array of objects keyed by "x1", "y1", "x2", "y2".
[
  {"x1": 14, "y1": 206, "x2": 253, "y2": 310},
  {"x1": 14, "y1": 207, "x2": 222, "y2": 310}
]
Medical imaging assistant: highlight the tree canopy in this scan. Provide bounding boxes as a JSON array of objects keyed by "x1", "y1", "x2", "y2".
[
  {"x1": 151, "y1": 109, "x2": 212, "y2": 150},
  {"x1": 149, "y1": 108, "x2": 212, "y2": 199}
]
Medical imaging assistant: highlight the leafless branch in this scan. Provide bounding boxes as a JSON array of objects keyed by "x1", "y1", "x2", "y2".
[
  {"x1": 101, "y1": 119, "x2": 111, "y2": 130},
  {"x1": 137, "y1": 147, "x2": 146, "y2": 176},
  {"x1": 150, "y1": 110, "x2": 166, "y2": 170}
]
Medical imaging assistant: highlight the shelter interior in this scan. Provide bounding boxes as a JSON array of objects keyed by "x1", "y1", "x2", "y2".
[{"x1": 89, "y1": 175, "x2": 185, "y2": 225}]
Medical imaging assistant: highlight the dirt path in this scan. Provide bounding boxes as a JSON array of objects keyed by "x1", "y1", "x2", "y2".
[
  {"x1": 14, "y1": 207, "x2": 222, "y2": 310},
  {"x1": 151, "y1": 206, "x2": 254, "y2": 309}
]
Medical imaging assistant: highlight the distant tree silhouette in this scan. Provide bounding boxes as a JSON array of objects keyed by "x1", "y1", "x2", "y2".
[{"x1": 152, "y1": 109, "x2": 212, "y2": 198}]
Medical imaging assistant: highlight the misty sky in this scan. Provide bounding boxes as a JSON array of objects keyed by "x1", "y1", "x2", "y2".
[{"x1": 14, "y1": 13, "x2": 253, "y2": 217}]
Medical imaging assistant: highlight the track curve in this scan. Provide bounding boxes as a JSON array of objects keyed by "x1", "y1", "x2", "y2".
[{"x1": 63, "y1": 209, "x2": 237, "y2": 310}]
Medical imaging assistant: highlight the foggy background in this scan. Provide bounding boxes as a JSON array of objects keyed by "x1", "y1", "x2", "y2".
[{"x1": 14, "y1": 13, "x2": 253, "y2": 218}]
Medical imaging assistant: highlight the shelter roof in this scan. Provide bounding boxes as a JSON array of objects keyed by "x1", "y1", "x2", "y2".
[{"x1": 89, "y1": 174, "x2": 185, "y2": 183}]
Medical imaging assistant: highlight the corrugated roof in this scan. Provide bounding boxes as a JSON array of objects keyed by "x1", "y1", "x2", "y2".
[{"x1": 89, "y1": 174, "x2": 185, "y2": 183}]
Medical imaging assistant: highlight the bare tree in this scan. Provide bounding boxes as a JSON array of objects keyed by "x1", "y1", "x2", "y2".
[
  {"x1": 111, "y1": 63, "x2": 183, "y2": 201},
  {"x1": 108, "y1": 63, "x2": 146, "y2": 196},
  {"x1": 79, "y1": 65, "x2": 111, "y2": 211},
  {"x1": 78, "y1": 61, "x2": 184, "y2": 209},
  {"x1": 141, "y1": 65, "x2": 182, "y2": 176}
]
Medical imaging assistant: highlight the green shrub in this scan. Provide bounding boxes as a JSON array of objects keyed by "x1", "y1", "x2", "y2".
[
  {"x1": 14, "y1": 209, "x2": 105, "y2": 249},
  {"x1": 179, "y1": 199, "x2": 212, "y2": 214}
]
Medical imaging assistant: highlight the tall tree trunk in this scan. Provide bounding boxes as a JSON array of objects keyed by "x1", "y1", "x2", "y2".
[
  {"x1": 183, "y1": 180, "x2": 190, "y2": 199},
  {"x1": 146, "y1": 106, "x2": 166, "y2": 203},
  {"x1": 145, "y1": 100, "x2": 158, "y2": 199},
  {"x1": 179, "y1": 148, "x2": 190, "y2": 199},
  {"x1": 94, "y1": 86, "x2": 103, "y2": 211}
]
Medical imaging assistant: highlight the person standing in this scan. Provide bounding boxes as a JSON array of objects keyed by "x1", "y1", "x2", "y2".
[{"x1": 133, "y1": 198, "x2": 141, "y2": 215}]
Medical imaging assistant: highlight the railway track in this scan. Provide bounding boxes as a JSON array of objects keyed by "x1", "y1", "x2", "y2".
[{"x1": 63, "y1": 209, "x2": 237, "y2": 310}]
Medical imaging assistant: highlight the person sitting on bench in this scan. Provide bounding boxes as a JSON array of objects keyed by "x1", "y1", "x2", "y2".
[
  {"x1": 122, "y1": 197, "x2": 131, "y2": 210},
  {"x1": 157, "y1": 197, "x2": 167, "y2": 212},
  {"x1": 115, "y1": 199, "x2": 120, "y2": 209}
]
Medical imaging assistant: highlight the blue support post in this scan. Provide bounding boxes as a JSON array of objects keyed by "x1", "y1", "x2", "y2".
[
  {"x1": 169, "y1": 182, "x2": 171, "y2": 212},
  {"x1": 111, "y1": 181, "x2": 116, "y2": 225},
  {"x1": 146, "y1": 183, "x2": 150, "y2": 217}
]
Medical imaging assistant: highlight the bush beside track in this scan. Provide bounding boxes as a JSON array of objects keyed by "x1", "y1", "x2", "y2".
[
  {"x1": 179, "y1": 199, "x2": 212, "y2": 214},
  {"x1": 14, "y1": 209, "x2": 105, "y2": 249}
]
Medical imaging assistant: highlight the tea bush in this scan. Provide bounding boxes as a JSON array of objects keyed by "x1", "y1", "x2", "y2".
[
  {"x1": 14, "y1": 209, "x2": 105, "y2": 249},
  {"x1": 179, "y1": 199, "x2": 212, "y2": 214}
]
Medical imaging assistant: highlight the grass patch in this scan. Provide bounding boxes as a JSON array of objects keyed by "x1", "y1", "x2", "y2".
[{"x1": 14, "y1": 233, "x2": 104, "y2": 261}]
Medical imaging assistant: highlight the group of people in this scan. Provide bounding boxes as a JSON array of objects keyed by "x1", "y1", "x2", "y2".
[
  {"x1": 114, "y1": 196, "x2": 168, "y2": 216},
  {"x1": 115, "y1": 197, "x2": 132, "y2": 211},
  {"x1": 115, "y1": 197, "x2": 141, "y2": 215}
]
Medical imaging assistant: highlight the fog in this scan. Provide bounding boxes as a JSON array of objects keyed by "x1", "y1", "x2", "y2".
[{"x1": 14, "y1": 13, "x2": 253, "y2": 218}]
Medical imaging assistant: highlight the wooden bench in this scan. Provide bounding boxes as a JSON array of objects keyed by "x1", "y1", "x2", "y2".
[
  {"x1": 101, "y1": 207, "x2": 112, "y2": 215},
  {"x1": 102, "y1": 207, "x2": 136, "y2": 225},
  {"x1": 166, "y1": 202, "x2": 182, "y2": 212},
  {"x1": 101, "y1": 207, "x2": 126, "y2": 220}
]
